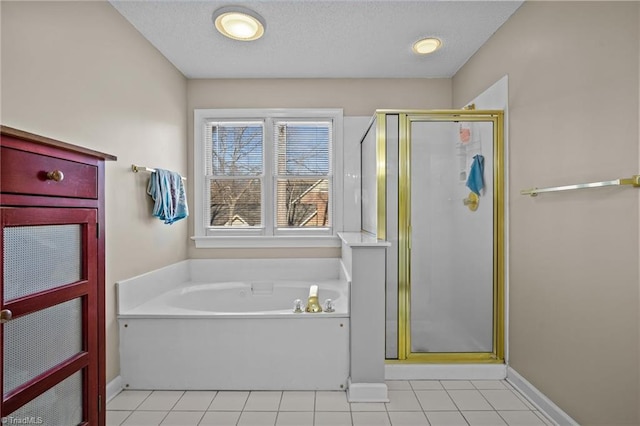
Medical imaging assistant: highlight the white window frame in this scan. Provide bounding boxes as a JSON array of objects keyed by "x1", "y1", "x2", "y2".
[{"x1": 193, "y1": 108, "x2": 343, "y2": 248}]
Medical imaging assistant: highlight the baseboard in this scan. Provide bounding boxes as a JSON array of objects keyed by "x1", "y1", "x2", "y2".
[
  {"x1": 347, "y1": 378, "x2": 389, "y2": 402},
  {"x1": 385, "y1": 363, "x2": 507, "y2": 380},
  {"x1": 507, "y1": 367, "x2": 578, "y2": 426},
  {"x1": 106, "y1": 375, "x2": 124, "y2": 403}
]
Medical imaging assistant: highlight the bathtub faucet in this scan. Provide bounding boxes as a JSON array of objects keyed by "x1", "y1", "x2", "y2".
[{"x1": 305, "y1": 285, "x2": 323, "y2": 313}]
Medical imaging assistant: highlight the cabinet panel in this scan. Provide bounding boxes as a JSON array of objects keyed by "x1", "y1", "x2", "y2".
[
  {"x1": 3, "y1": 298, "x2": 83, "y2": 395},
  {"x1": 5, "y1": 370, "x2": 83, "y2": 425},
  {"x1": 1, "y1": 208, "x2": 97, "y2": 424},
  {"x1": 3, "y1": 224, "x2": 82, "y2": 302}
]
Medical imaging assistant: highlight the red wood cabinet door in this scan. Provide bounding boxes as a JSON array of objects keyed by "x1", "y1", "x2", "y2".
[{"x1": 0, "y1": 207, "x2": 99, "y2": 425}]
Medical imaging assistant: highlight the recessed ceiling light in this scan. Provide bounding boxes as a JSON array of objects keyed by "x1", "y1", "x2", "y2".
[
  {"x1": 213, "y1": 6, "x2": 265, "y2": 41},
  {"x1": 412, "y1": 37, "x2": 442, "y2": 55}
]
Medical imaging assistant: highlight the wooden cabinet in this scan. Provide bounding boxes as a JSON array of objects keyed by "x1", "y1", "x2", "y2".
[{"x1": 0, "y1": 126, "x2": 116, "y2": 425}]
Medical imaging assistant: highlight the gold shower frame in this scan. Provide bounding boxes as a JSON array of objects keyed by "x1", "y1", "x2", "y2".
[{"x1": 376, "y1": 110, "x2": 505, "y2": 364}]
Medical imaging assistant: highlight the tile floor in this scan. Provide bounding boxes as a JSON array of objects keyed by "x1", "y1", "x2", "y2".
[{"x1": 107, "y1": 380, "x2": 556, "y2": 426}]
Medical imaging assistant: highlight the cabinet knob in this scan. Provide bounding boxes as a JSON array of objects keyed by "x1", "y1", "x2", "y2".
[
  {"x1": 46, "y1": 170, "x2": 65, "y2": 182},
  {"x1": 0, "y1": 309, "x2": 12, "y2": 324}
]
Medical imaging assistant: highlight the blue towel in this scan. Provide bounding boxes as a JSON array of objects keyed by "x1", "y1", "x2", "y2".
[
  {"x1": 147, "y1": 169, "x2": 188, "y2": 224},
  {"x1": 466, "y1": 155, "x2": 485, "y2": 196}
]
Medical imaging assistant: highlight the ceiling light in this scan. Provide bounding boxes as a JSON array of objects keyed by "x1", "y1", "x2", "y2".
[
  {"x1": 412, "y1": 37, "x2": 442, "y2": 55},
  {"x1": 213, "y1": 6, "x2": 265, "y2": 41}
]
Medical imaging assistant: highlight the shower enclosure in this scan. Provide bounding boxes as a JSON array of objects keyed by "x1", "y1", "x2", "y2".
[{"x1": 361, "y1": 110, "x2": 504, "y2": 363}]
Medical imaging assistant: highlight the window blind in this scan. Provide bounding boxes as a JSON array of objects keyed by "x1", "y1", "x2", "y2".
[{"x1": 273, "y1": 121, "x2": 332, "y2": 228}]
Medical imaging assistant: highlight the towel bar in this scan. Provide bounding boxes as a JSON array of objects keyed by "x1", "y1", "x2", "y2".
[
  {"x1": 521, "y1": 174, "x2": 639, "y2": 197},
  {"x1": 131, "y1": 164, "x2": 186, "y2": 181}
]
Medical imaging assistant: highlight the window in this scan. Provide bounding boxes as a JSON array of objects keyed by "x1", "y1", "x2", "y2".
[
  {"x1": 206, "y1": 122, "x2": 264, "y2": 228},
  {"x1": 193, "y1": 109, "x2": 343, "y2": 248}
]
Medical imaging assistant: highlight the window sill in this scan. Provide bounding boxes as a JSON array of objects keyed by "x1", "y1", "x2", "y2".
[{"x1": 191, "y1": 235, "x2": 342, "y2": 249}]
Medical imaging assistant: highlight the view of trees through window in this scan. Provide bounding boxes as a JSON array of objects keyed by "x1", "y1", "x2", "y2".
[
  {"x1": 206, "y1": 120, "x2": 331, "y2": 230},
  {"x1": 209, "y1": 124, "x2": 262, "y2": 227}
]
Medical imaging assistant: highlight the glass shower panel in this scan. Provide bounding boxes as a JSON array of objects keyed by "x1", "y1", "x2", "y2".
[
  {"x1": 360, "y1": 118, "x2": 377, "y2": 236},
  {"x1": 409, "y1": 120, "x2": 494, "y2": 353}
]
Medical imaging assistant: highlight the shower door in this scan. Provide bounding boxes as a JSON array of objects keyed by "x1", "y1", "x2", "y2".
[
  {"x1": 400, "y1": 112, "x2": 504, "y2": 362},
  {"x1": 367, "y1": 110, "x2": 504, "y2": 363}
]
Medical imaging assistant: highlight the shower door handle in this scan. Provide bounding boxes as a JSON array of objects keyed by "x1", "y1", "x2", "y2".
[{"x1": 0, "y1": 309, "x2": 12, "y2": 323}]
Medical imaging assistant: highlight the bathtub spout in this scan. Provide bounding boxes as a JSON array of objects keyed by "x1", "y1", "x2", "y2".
[{"x1": 305, "y1": 285, "x2": 323, "y2": 313}]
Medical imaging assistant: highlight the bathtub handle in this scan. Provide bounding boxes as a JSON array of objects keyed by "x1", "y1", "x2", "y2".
[{"x1": 323, "y1": 299, "x2": 335, "y2": 313}]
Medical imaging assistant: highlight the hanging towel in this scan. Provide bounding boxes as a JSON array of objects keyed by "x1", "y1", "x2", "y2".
[
  {"x1": 466, "y1": 154, "x2": 485, "y2": 196},
  {"x1": 147, "y1": 169, "x2": 188, "y2": 224}
]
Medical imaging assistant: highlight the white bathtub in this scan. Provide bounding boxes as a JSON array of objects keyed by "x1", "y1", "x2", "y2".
[
  {"x1": 122, "y1": 280, "x2": 348, "y2": 318},
  {"x1": 117, "y1": 260, "x2": 351, "y2": 390}
]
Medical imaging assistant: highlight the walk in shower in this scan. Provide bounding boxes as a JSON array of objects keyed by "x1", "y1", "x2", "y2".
[{"x1": 361, "y1": 110, "x2": 504, "y2": 363}]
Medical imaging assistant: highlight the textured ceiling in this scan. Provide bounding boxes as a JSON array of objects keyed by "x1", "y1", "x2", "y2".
[{"x1": 109, "y1": 0, "x2": 523, "y2": 79}]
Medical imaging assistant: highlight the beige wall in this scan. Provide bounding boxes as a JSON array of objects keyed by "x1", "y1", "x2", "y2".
[
  {"x1": 1, "y1": 1, "x2": 188, "y2": 382},
  {"x1": 453, "y1": 2, "x2": 640, "y2": 425},
  {"x1": 186, "y1": 78, "x2": 451, "y2": 259}
]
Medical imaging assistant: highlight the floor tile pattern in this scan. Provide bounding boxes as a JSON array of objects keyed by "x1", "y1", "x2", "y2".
[{"x1": 107, "y1": 380, "x2": 556, "y2": 426}]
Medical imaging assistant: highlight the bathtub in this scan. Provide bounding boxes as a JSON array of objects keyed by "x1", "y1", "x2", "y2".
[
  {"x1": 123, "y1": 280, "x2": 348, "y2": 318},
  {"x1": 117, "y1": 260, "x2": 350, "y2": 390}
]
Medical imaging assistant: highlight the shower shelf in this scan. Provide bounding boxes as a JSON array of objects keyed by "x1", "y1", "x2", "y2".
[{"x1": 520, "y1": 174, "x2": 640, "y2": 197}]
